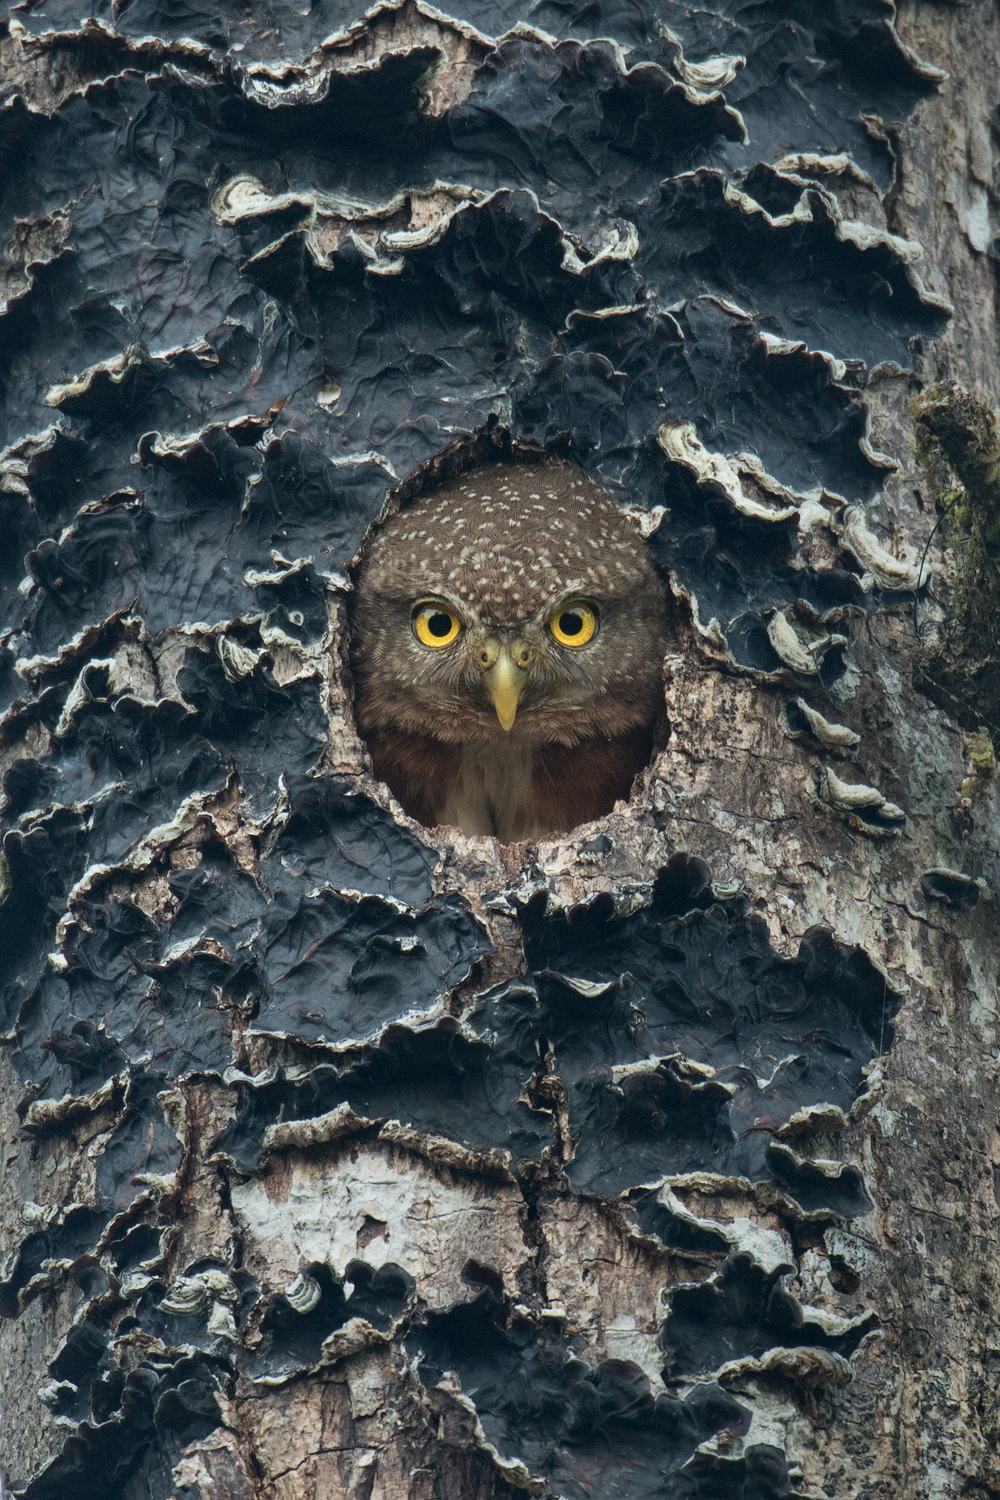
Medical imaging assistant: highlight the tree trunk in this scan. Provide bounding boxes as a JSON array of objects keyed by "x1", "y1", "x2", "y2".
[{"x1": 1, "y1": 1, "x2": 999, "y2": 1496}]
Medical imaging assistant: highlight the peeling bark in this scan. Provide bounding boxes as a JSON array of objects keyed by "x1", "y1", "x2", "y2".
[{"x1": 2, "y1": 1, "x2": 1000, "y2": 1496}]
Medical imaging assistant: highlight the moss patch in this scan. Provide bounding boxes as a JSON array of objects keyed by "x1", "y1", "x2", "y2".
[{"x1": 911, "y1": 381, "x2": 1000, "y2": 733}]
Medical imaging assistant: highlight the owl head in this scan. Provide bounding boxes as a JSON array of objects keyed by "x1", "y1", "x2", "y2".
[{"x1": 350, "y1": 458, "x2": 668, "y2": 750}]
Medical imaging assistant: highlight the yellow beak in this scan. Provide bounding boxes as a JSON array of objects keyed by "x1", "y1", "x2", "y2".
[{"x1": 483, "y1": 649, "x2": 525, "y2": 732}]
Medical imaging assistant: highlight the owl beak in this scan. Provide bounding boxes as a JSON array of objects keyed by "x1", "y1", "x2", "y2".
[{"x1": 482, "y1": 647, "x2": 526, "y2": 732}]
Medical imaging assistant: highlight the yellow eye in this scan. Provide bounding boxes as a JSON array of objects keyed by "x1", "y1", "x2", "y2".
[
  {"x1": 549, "y1": 602, "x2": 598, "y2": 648},
  {"x1": 412, "y1": 601, "x2": 462, "y2": 648}
]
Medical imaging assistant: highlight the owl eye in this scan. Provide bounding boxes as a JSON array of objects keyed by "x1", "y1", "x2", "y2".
[
  {"x1": 412, "y1": 601, "x2": 462, "y2": 648},
  {"x1": 549, "y1": 602, "x2": 598, "y2": 648}
]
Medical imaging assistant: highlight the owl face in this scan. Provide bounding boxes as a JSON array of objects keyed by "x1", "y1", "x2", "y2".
[{"x1": 350, "y1": 459, "x2": 668, "y2": 749}]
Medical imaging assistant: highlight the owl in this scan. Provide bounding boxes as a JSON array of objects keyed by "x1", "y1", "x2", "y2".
[{"x1": 349, "y1": 459, "x2": 668, "y2": 842}]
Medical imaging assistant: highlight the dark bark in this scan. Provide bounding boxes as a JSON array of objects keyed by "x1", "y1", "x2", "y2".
[{"x1": 1, "y1": 1, "x2": 999, "y2": 1496}]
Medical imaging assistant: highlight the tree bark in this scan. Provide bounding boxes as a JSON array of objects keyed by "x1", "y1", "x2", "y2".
[{"x1": 1, "y1": 1, "x2": 999, "y2": 1497}]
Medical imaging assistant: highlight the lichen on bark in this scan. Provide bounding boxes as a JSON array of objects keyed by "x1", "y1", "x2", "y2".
[{"x1": 912, "y1": 380, "x2": 1000, "y2": 738}]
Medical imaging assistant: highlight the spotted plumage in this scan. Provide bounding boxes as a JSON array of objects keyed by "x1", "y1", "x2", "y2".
[{"x1": 349, "y1": 459, "x2": 668, "y2": 842}]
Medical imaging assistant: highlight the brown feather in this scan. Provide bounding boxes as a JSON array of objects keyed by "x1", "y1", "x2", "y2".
[
  {"x1": 526, "y1": 729, "x2": 654, "y2": 836},
  {"x1": 367, "y1": 725, "x2": 653, "y2": 841},
  {"x1": 366, "y1": 729, "x2": 462, "y2": 832}
]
